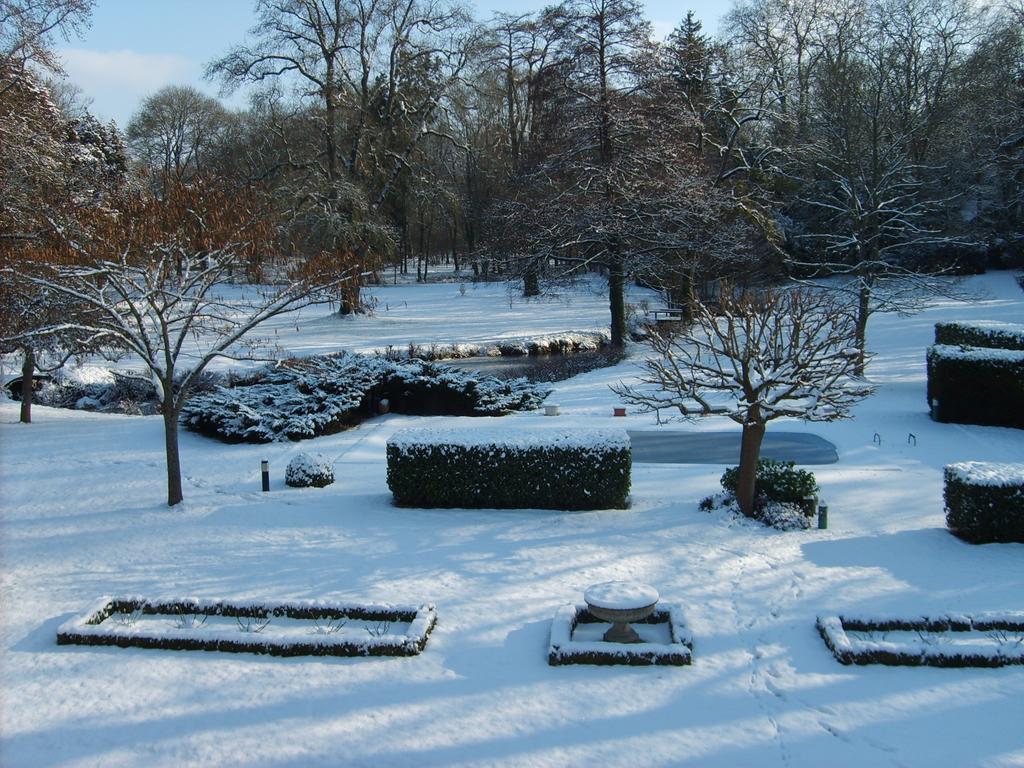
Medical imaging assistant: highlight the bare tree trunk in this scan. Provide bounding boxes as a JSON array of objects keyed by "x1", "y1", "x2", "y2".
[
  {"x1": 609, "y1": 252, "x2": 627, "y2": 349},
  {"x1": 19, "y1": 346, "x2": 34, "y2": 424},
  {"x1": 736, "y1": 420, "x2": 766, "y2": 517},
  {"x1": 523, "y1": 258, "x2": 540, "y2": 297},
  {"x1": 854, "y1": 283, "x2": 870, "y2": 377},
  {"x1": 163, "y1": 403, "x2": 183, "y2": 507}
]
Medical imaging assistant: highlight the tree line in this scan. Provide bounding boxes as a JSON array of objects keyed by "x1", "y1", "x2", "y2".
[{"x1": 1, "y1": 0, "x2": 1022, "y2": 506}]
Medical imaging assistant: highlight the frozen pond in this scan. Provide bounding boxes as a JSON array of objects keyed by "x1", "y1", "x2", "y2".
[{"x1": 627, "y1": 430, "x2": 839, "y2": 465}]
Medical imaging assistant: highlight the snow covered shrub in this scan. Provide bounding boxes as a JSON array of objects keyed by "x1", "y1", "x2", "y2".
[
  {"x1": 181, "y1": 353, "x2": 550, "y2": 443},
  {"x1": 386, "y1": 428, "x2": 630, "y2": 510},
  {"x1": 699, "y1": 493, "x2": 811, "y2": 531},
  {"x1": 756, "y1": 501, "x2": 812, "y2": 531},
  {"x1": 944, "y1": 462, "x2": 1024, "y2": 544},
  {"x1": 720, "y1": 460, "x2": 818, "y2": 507},
  {"x1": 285, "y1": 452, "x2": 335, "y2": 488},
  {"x1": 934, "y1": 321, "x2": 1024, "y2": 351},
  {"x1": 926, "y1": 345, "x2": 1024, "y2": 429}
]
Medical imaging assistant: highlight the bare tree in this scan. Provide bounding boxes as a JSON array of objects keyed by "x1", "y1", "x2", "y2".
[
  {"x1": 0, "y1": 0, "x2": 92, "y2": 74},
  {"x1": 614, "y1": 286, "x2": 873, "y2": 516},
  {"x1": 208, "y1": 0, "x2": 478, "y2": 312},
  {"x1": 11, "y1": 180, "x2": 350, "y2": 506},
  {"x1": 126, "y1": 85, "x2": 231, "y2": 187}
]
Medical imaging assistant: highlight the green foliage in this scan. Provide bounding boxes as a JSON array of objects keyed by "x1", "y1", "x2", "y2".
[
  {"x1": 926, "y1": 346, "x2": 1024, "y2": 429},
  {"x1": 720, "y1": 460, "x2": 818, "y2": 508},
  {"x1": 934, "y1": 321, "x2": 1024, "y2": 350},
  {"x1": 387, "y1": 442, "x2": 631, "y2": 511},
  {"x1": 944, "y1": 468, "x2": 1024, "y2": 544}
]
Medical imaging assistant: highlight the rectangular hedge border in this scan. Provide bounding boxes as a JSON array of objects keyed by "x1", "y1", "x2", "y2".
[
  {"x1": 817, "y1": 613, "x2": 1024, "y2": 667},
  {"x1": 548, "y1": 603, "x2": 693, "y2": 666},
  {"x1": 387, "y1": 428, "x2": 631, "y2": 510},
  {"x1": 934, "y1": 321, "x2": 1024, "y2": 350},
  {"x1": 944, "y1": 462, "x2": 1024, "y2": 543},
  {"x1": 57, "y1": 597, "x2": 437, "y2": 657},
  {"x1": 926, "y1": 345, "x2": 1024, "y2": 428}
]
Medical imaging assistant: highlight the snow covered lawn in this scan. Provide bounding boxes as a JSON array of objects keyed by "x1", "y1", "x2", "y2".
[{"x1": 1, "y1": 272, "x2": 1023, "y2": 766}]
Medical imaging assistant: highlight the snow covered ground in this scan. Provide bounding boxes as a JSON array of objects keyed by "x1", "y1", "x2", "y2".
[{"x1": 1, "y1": 272, "x2": 1022, "y2": 767}]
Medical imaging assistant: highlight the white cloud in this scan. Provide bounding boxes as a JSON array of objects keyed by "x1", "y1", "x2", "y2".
[{"x1": 56, "y1": 48, "x2": 199, "y2": 126}]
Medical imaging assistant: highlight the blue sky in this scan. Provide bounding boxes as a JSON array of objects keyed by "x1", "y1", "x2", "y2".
[{"x1": 58, "y1": 0, "x2": 729, "y2": 127}]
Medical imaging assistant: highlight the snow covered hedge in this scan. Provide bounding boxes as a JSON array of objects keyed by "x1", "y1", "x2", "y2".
[
  {"x1": 944, "y1": 462, "x2": 1024, "y2": 544},
  {"x1": 181, "y1": 353, "x2": 550, "y2": 443},
  {"x1": 386, "y1": 428, "x2": 631, "y2": 510},
  {"x1": 926, "y1": 345, "x2": 1024, "y2": 429},
  {"x1": 285, "y1": 453, "x2": 334, "y2": 488},
  {"x1": 817, "y1": 613, "x2": 1024, "y2": 667},
  {"x1": 934, "y1": 321, "x2": 1024, "y2": 350},
  {"x1": 548, "y1": 603, "x2": 693, "y2": 666},
  {"x1": 57, "y1": 597, "x2": 438, "y2": 657}
]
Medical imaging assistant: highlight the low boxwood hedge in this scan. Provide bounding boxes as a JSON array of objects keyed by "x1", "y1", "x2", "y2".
[
  {"x1": 944, "y1": 462, "x2": 1024, "y2": 544},
  {"x1": 386, "y1": 428, "x2": 630, "y2": 510},
  {"x1": 926, "y1": 345, "x2": 1024, "y2": 429},
  {"x1": 934, "y1": 321, "x2": 1024, "y2": 350}
]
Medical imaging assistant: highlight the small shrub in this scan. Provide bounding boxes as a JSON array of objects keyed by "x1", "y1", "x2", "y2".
[
  {"x1": 944, "y1": 462, "x2": 1024, "y2": 544},
  {"x1": 386, "y1": 428, "x2": 630, "y2": 510},
  {"x1": 934, "y1": 321, "x2": 1024, "y2": 351},
  {"x1": 720, "y1": 460, "x2": 819, "y2": 507},
  {"x1": 927, "y1": 345, "x2": 1024, "y2": 429},
  {"x1": 286, "y1": 452, "x2": 335, "y2": 488},
  {"x1": 756, "y1": 501, "x2": 812, "y2": 531},
  {"x1": 698, "y1": 492, "x2": 810, "y2": 531}
]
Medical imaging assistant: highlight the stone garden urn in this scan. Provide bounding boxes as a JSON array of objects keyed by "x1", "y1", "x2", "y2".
[{"x1": 584, "y1": 581, "x2": 659, "y2": 643}]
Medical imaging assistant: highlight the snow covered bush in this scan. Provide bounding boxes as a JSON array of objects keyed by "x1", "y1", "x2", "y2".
[
  {"x1": 756, "y1": 501, "x2": 813, "y2": 531},
  {"x1": 935, "y1": 321, "x2": 1024, "y2": 351},
  {"x1": 720, "y1": 459, "x2": 818, "y2": 507},
  {"x1": 699, "y1": 492, "x2": 811, "y2": 531},
  {"x1": 35, "y1": 369, "x2": 221, "y2": 415},
  {"x1": 926, "y1": 345, "x2": 1024, "y2": 429},
  {"x1": 285, "y1": 453, "x2": 335, "y2": 488},
  {"x1": 944, "y1": 462, "x2": 1024, "y2": 544},
  {"x1": 181, "y1": 353, "x2": 550, "y2": 443},
  {"x1": 386, "y1": 428, "x2": 631, "y2": 510}
]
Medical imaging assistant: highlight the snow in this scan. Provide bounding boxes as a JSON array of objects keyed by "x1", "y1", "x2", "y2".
[
  {"x1": 583, "y1": 581, "x2": 659, "y2": 610},
  {"x1": 387, "y1": 427, "x2": 630, "y2": 452},
  {"x1": 2, "y1": 271, "x2": 1024, "y2": 766},
  {"x1": 947, "y1": 461, "x2": 1024, "y2": 487},
  {"x1": 928, "y1": 343, "x2": 1024, "y2": 363}
]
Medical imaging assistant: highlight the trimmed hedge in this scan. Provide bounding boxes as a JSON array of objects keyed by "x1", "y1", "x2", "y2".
[
  {"x1": 926, "y1": 345, "x2": 1024, "y2": 428},
  {"x1": 386, "y1": 428, "x2": 630, "y2": 510},
  {"x1": 944, "y1": 462, "x2": 1024, "y2": 544},
  {"x1": 818, "y1": 613, "x2": 1024, "y2": 667},
  {"x1": 548, "y1": 604, "x2": 693, "y2": 666},
  {"x1": 57, "y1": 597, "x2": 438, "y2": 657},
  {"x1": 934, "y1": 321, "x2": 1024, "y2": 350}
]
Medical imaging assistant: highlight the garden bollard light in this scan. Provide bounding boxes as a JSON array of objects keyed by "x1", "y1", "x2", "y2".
[
  {"x1": 818, "y1": 502, "x2": 829, "y2": 530},
  {"x1": 261, "y1": 460, "x2": 270, "y2": 492}
]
